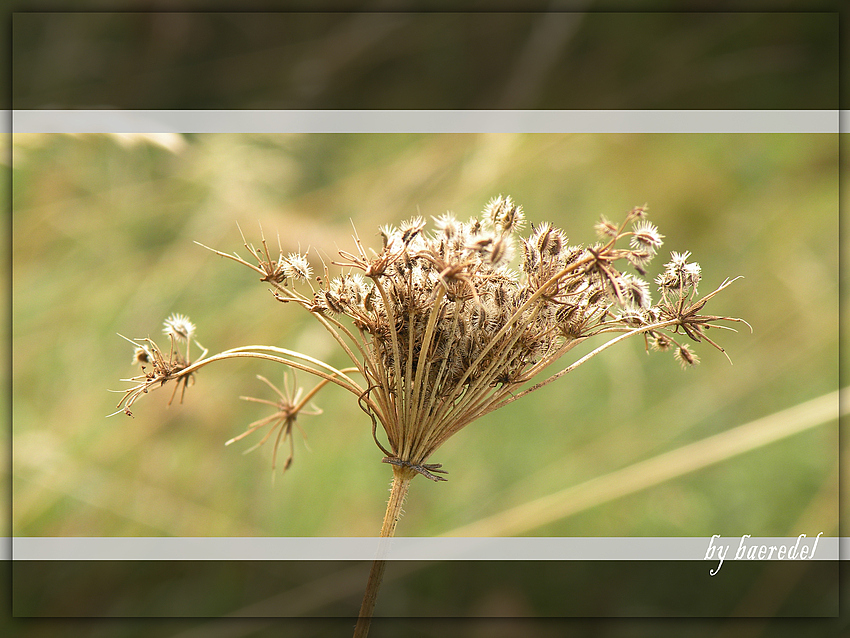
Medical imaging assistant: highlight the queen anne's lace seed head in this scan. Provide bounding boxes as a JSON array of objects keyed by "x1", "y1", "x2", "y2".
[
  {"x1": 132, "y1": 346, "x2": 151, "y2": 365},
  {"x1": 434, "y1": 213, "x2": 460, "y2": 239},
  {"x1": 619, "y1": 273, "x2": 652, "y2": 308},
  {"x1": 484, "y1": 195, "x2": 526, "y2": 236},
  {"x1": 674, "y1": 343, "x2": 700, "y2": 368},
  {"x1": 163, "y1": 313, "x2": 195, "y2": 342},
  {"x1": 594, "y1": 215, "x2": 619, "y2": 238},
  {"x1": 285, "y1": 253, "x2": 312, "y2": 282},
  {"x1": 121, "y1": 196, "x2": 746, "y2": 481},
  {"x1": 487, "y1": 235, "x2": 514, "y2": 267},
  {"x1": 303, "y1": 201, "x2": 675, "y2": 419},
  {"x1": 116, "y1": 195, "x2": 746, "y2": 636},
  {"x1": 630, "y1": 220, "x2": 664, "y2": 253}
]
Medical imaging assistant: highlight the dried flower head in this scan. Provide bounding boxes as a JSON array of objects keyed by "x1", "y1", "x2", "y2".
[
  {"x1": 120, "y1": 200, "x2": 749, "y2": 477},
  {"x1": 132, "y1": 346, "x2": 150, "y2": 366},
  {"x1": 163, "y1": 313, "x2": 195, "y2": 343},
  {"x1": 484, "y1": 194, "x2": 526, "y2": 235},
  {"x1": 112, "y1": 315, "x2": 208, "y2": 417},
  {"x1": 595, "y1": 215, "x2": 619, "y2": 238},
  {"x1": 194, "y1": 200, "x2": 742, "y2": 483},
  {"x1": 284, "y1": 253, "x2": 313, "y2": 282},
  {"x1": 227, "y1": 373, "x2": 323, "y2": 473},
  {"x1": 117, "y1": 196, "x2": 747, "y2": 637},
  {"x1": 674, "y1": 343, "x2": 700, "y2": 369},
  {"x1": 630, "y1": 220, "x2": 664, "y2": 253}
]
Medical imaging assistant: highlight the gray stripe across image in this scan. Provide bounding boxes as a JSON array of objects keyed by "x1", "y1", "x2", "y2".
[
  {"x1": 10, "y1": 536, "x2": 840, "y2": 561},
  {"x1": 11, "y1": 109, "x2": 840, "y2": 134}
]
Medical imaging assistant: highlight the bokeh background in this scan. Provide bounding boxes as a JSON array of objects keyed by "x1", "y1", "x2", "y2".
[
  {"x1": 11, "y1": 132, "x2": 839, "y2": 541},
  {"x1": 11, "y1": 11, "x2": 838, "y2": 110}
]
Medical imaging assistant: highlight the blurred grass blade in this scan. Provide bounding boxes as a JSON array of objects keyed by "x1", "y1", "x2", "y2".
[{"x1": 443, "y1": 388, "x2": 843, "y2": 537}]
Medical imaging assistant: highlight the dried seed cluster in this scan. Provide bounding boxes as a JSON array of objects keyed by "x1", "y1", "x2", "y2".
[
  {"x1": 118, "y1": 196, "x2": 746, "y2": 479},
  {"x1": 114, "y1": 195, "x2": 746, "y2": 638},
  {"x1": 221, "y1": 197, "x2": 741, "y2": 477},
  {"x1": 115, "y1": 316, "x2": 206, "y2": 416},
  {"x1": 321, "y1": 197, "x2": 608, "y2": 399}
]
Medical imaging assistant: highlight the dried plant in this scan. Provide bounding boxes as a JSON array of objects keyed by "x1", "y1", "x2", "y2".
[
  {"x1": 227, "y1": 372, "x2": 324, "y2": 474},
  {"x1": 113, "y1": 196, "x2": 747, "y2": 636}
]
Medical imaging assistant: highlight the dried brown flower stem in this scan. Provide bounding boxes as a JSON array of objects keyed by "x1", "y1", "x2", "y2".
[
  {"x1": 354, "y1": 463, "x2": 416, "y2": 638},
  {"x1": 405, "y1": 284, "x2": 447, "y2": 459},
  {"x1": 114, "y1": 345, "x2": 372, "y2": 417},
  {"x1": 370, "y1": 273, "x2": 406, "y2": 435},
  {"x1": 185, "y1": 351, "x2": 361, "y2": 396}
]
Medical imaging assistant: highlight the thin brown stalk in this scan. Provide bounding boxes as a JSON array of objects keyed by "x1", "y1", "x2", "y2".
[{"x1": 353, "y1": 464, "x2": 416, "y2": 638}]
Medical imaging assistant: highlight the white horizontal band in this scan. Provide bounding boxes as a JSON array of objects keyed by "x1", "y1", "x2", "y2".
[
  {"x1": 8, "y1": 535, "x2": 840, "y2": 561},
  {"x1": 11, "y1": 109, "x2": 841, "y2": 134}
]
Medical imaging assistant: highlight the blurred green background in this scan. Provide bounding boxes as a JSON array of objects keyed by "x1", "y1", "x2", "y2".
[
  {"x1": 11, "y1": 11, "x2": 838, "y2": 110},
  {"x1": 11, "y1": 132, "x2": 838, "y2": 541}
]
